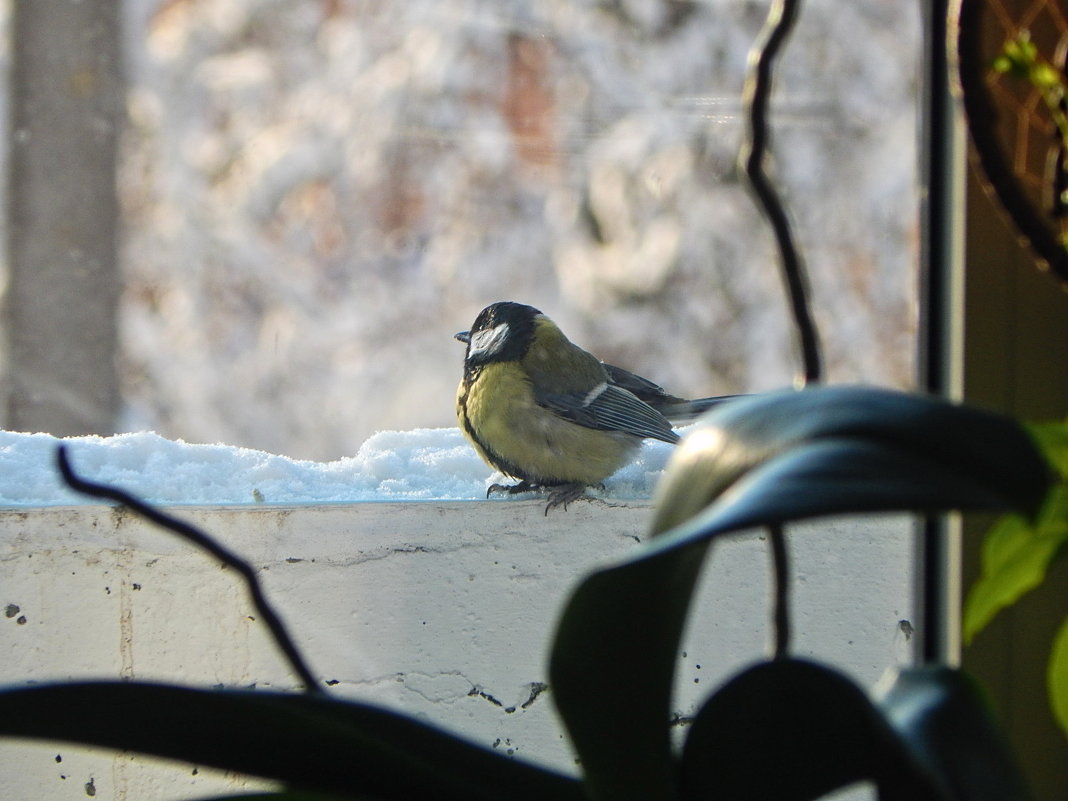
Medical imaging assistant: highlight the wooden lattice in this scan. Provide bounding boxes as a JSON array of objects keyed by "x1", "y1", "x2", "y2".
[{"x1": 953, "y1": 0, "x2": 1068, "y2": 283}]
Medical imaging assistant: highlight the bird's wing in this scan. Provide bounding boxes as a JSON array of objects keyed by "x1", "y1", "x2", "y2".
[
  {"x1": 601, "y1": 362, "x2": 675, "y2": 402},
  {"x1": 602, "y1": 362, "x2": 742, "y2": 422},
  {"x1": 535, "y1": 382, "x2": 679, "y2": 444}
]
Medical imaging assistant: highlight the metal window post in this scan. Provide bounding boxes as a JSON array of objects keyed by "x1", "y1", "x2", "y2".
[{"x1": 918, "y1": 0, "x2": 967, "y2": 666}]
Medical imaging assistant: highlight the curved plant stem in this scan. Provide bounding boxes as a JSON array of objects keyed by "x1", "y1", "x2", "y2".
[
  {"x1": 740, "y1": 0, "x2": 817, "y2": 664},
  {"x1": 739, "y1": 0, "x2": 823, "y2": 385},
  {"x1": 769, "y1": 524, "x2": 791, "y2": 659},
  {"x1": 56, "y1": 445, "x2": 324, "y2": 695}
]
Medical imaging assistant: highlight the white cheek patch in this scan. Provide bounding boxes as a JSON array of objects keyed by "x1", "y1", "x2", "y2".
[{"x1": 468, "y1": 322, "x2": 511, "y2": 359}]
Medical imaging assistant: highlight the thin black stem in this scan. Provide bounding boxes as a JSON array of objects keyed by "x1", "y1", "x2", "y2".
[
  {"x1": 769, "y1": 524, "x2": 791, "y2": 659},
  {"x1": 739, "y1": 0, "x2": 823, "y2": 386},
  {"x1": 56, "y1": 445, "x2": 325, "y2": 695}
]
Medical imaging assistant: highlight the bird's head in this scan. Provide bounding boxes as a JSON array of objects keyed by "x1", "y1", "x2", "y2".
[{"x1": 454, "y1": 301, "x2": 542, "y2": 367}]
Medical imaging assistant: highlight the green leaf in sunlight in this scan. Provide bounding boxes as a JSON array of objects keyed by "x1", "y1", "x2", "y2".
[
  {"x1": 963, "y1": 486, "x2": 1068, "y2": 643},
  {"x1": 0, "y1": 682, "x2": 582, "y2": 801},
  {"x1": 1027, "y1": 420, "x2": 1068, "y2": 479},
  {"x1": 1050, "y1": 616, "x2": 1068, "y2": 740},
  {"x1": 993, "y1": 32, "x2": 1038, "y2": 78},
  {"x1": 549, "y1": 386, "x2": 1049, "y2": 801}
]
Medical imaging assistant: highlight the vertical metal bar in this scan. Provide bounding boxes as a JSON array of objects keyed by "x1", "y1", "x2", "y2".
[{"x1": 918, "y1": 0, "x2": 967, "y2": 666}]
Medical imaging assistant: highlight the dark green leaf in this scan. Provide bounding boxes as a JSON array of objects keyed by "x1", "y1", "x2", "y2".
[
  {"x1": 549, "y1": 387, "x2": 1048, "y2": 801},
  {"x1": 654, "y1": 437, "x2": 1016, "y2": 543},
  {"x1": 678, "y1": 659, "x2": 945, "y2": 801},
  {"x1": 651, "y1": 386, "x2": 1050, "y2": 535},
  {"x1": 550, "y1": 544, "x2": 706, "y2": 801},
  {"x1": 880, "y1": 667, "x2": 1032, "y2": 801},
  {"x1": 0, "y1": 682, "x2": 583, "y2": 801},
  {"x1": 190, "y1": 793, "x2": 363, "y2": 801}
]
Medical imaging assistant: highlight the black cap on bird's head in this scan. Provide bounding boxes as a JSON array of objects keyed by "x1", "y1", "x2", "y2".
[{"x1": 454, "y1": 302, "x2": 542, "y2": 366}]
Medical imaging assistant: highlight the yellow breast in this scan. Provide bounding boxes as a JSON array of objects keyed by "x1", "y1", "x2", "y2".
[{"x1": 456, "y1": 363, "x2": 638, "y2": 486}]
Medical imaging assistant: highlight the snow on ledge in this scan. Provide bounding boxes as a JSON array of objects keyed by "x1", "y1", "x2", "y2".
[{"x1": 0, "y1": 428, "x2": 673, "y2": 507}]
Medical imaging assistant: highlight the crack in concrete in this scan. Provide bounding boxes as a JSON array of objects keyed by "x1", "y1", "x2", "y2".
[
  {"x1": 281, "y1": 543, "x2": 485, "y2": 569},
  {"x1": 320, "y1": 672, "x2": 550, "y2": 714},
  {"x1": 470, "y1": 680, "x2": 550, "y2": 713},
  {"x1": 520, "y1": 681, "x2": 549, "y2": 709}
]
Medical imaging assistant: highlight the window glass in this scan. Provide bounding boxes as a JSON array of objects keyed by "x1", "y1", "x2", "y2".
[{"x1": 118, "y1": 1, "x2": 921, "y2": 459}]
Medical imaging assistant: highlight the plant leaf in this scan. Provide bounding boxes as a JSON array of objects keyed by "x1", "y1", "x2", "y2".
[
  {"x1": 962, "y1": 486, "x2": 1068, "y2": 642},
  {"x1": 1027, "y1": 420, "x2": 1068, "y2": 479},
  {"x1": 191, "y1": 793, "x2": 362, "y2": 801},
  {"x1": 549, "y1": 387, "x2": 1049, "y2": 801},
  {"x1": 0, "y1": 682, "x2": 583, "y2": 801},
  {"x1": 550, "y1": 544, "x2": 706, "y2": 801},
  {"x1": 653, "y1": 437, "x2": 1019, "y2": 544},
  {"x1": 879, "y1": 667, "x2": 1032, "y2": 801},
  {"x1": 1049, "y1": 615, "x2": 1068, "y2": 740},
  {"x1": 650, "y1": 386, "x2": 1050, "y2": 535},
  {"x1": 678, "y1": 659, "x2": 944, "y2": 801}
]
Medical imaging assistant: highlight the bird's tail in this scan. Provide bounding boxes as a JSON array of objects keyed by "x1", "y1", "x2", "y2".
[
  {"x1": 656, "y1": 395, "x2": 742, "y2": 423},
  {"x1": 600, "y1": 362, "x2": 743, "y2": 424}
]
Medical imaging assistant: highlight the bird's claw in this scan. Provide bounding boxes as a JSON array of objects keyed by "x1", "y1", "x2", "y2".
[
  {"x1": 489, "y1": 480, "x2": 598, "y2": 516},
  {"x1": 486, "y1": 480, "x2": 605, "y2": 515},
  {"x1": 487, "y1": 480, "x2": 538, "y2": 498},
  {"x1": 543, "y1": 483, "x2": 594, "y2": 515}
]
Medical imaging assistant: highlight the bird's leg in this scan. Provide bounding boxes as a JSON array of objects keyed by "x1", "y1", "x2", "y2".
[
  {"x1": 486, "y1": 480, "x2": 602, "y2": 514},
  {"x1": 486, "y1": 479, "x2": 539, "y2": 498},
  {"x1": 543, "y1": 483, "x2": 591, "y2": 515}
]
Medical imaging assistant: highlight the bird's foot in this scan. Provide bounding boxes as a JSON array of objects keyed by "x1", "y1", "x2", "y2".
[
  {"x1": 543, "y1": 483, "x2": 600, "y2": 515},
  {"x1": 487, "y1": 480, "x2": 605, "y2": 515},
  {"x1": 486, "y1": 480, "x2": 540, "y2": 498}
]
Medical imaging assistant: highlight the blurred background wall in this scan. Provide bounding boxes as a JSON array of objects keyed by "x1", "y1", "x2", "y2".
[
  {"x1": 1, "y1": 0, "x2": 921, "y2": 460},
  {"x1": 1, "y1": 2, "x2": 123, "y2": 436}
]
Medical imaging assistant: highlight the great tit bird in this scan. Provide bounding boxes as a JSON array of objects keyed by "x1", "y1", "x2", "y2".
[{"x1": 455, "y1": 301, "x2": 735, "y2": 511}]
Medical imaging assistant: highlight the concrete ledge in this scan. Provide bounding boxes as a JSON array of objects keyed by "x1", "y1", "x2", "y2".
[{"x1": 1, "y1": 501, "x2": 917, "y2": 799}]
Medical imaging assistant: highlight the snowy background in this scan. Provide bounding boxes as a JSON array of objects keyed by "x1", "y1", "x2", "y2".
[
  {"x1": 0, "y1": 1, "x2": 922, "y2": 464},
  {"x1": 108, "y1": 0, "x2": 921, "y2": 461}
]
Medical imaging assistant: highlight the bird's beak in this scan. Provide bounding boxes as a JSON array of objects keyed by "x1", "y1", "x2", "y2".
[{"x1": 454, "y1": 330, "x2": 471, "y2": 344}]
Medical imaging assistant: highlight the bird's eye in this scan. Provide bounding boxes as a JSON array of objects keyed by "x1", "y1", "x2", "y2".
[{"x1": 468, "y1": 322, "x2": 510, "y2": 359}]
